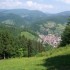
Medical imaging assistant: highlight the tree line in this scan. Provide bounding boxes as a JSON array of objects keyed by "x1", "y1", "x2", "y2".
[
  {"x1": 60, "y1": 19, "x2": 70, "y2": 46},
  {"x1": 0, "y1": 25, "x2": 45, "y2": 59}
]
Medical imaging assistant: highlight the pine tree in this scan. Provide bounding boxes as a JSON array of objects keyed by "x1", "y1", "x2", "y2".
[
  {"x1": 27, "y1": 40, "x2": 32, "y2": 57},
  {"x1": 60, "y1": 20, "x2": 70, "y2": 46},
  {"x1": 0, "y1": 30, "x2": 14, "y2": 59}
]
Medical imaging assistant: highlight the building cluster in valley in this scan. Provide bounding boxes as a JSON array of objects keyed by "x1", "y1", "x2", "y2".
[{"x1": 38, "y1": 34, "x2": 61, "y2": 47}]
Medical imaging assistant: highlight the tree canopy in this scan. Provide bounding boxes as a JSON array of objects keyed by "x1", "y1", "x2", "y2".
[{"x1": 60, "y1": 19, "x2": 70, "y2": 46}]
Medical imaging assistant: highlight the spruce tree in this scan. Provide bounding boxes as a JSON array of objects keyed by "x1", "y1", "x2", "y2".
[{"x1": 60, "y1": 20, "x2": 70, "y2": 46}]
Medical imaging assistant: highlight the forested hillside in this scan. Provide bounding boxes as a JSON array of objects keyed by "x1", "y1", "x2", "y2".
[
  {"x1": 0, "y1": 25, "x2": 45, "y2": 59},
  {"x1": 0, "y1": 9, "x2": 70, "y2": 35},
  {"x1": 0, "y1": 9, "x2": 70, "y2": 70}
]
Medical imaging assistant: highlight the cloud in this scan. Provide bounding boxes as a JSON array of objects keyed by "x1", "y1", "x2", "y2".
[
  {"x1": 57, "y1": 0, "x2": 70, "y2": 4},
  {"x1": 0, "y1": 0, "x2": 22, "y2": 9},
  {"x1": 0, "y1": 0, "x2": 53, "y2": 12},
  {"x1": 23, "y1": 1, "x2": 53, "y2": 11}
]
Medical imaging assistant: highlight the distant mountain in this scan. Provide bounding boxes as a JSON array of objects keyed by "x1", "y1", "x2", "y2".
[
  {"x1": 46, "y1": 11, "x2": 70, "y2": 24},
  {"x1": 58, "y1": 11, "x2": 70, "y2": 16},
  {"x1": 1, "y1": 9, "x2": 47, "y2": 17},
  {"x1": 0, "y1": 9, "x2": 70, "y2": 25},
  {"x1": 0, "y1": 9, "x2": 70, "y2": 35},
  {"x1": 0, "y1": 9, "x2": 48, "y2": 26},
  {"x1": 0, "y1": 13, "x2": 27, "y2": 27}
]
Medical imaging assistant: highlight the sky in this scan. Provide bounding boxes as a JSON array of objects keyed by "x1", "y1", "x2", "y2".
[{"x1": 0, "y1": 0, "x2": 70, "y2": 13}]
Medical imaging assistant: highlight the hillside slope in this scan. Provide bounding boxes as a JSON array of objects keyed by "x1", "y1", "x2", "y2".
[
  {"x1": 21, "y1": 31, "x2": 38, "y2": 40},
  {"x1": 37, "y1": 45, "x2": 70, "y2": 70},
  {"x1": 0, "y1": 9, "x2": 70, "y2": 35},
  {"x1": 0, "y1": 45, "x2": 70, "y2": 70}
]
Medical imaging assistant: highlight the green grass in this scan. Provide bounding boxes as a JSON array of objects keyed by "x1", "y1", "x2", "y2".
[
  {"x1": 0, "y1": 45, "x2": 70, "y2": 70},
  {"x1": 36, "y1": 45, "x2": 70, "y2": 57},
  {"x1": 38, "y1": 45, "x2": 70, "y2": 70},
  {"x1": 0, "y1": 57, "x2": 46, "y2": 70},
  {"x1": 21, "y1": 31, "x2": 37, "y2": 40}
]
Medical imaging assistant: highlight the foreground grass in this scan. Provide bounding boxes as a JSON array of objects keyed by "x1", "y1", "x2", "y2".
[
  {"x1": 0, "y1": 45, "x2": 70, "y2": 70},
  {"x1": 0, "y1": 57, "x2": 46, "y2": 70},
  {"x1": 44, "y1": 54, "x2": 70, "y2": 70}
]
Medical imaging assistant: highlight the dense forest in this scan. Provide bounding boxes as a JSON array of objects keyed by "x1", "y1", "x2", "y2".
[
  {"x1": 0, "y1": 10, "x2": 70, "y2": 59},
  {"x1": 0, "y1": 25, "x2": 45, "y2": 59},
  {"x1": 0, "y1": 19, "x2": 70, "y2": 59}
]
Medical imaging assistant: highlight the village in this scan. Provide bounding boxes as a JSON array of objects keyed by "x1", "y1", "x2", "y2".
[{"x1": 38, "y1": 34, "x2": 61, "y2": 47}]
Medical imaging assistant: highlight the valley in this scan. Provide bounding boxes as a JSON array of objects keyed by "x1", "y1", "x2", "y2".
[
  {"x1": 39, "y1": 34, "x2": 61, "y2": 47},
  {"x1": 0, "y1": 9, "x2": 70, "y2": 70},
  {"x1": 0, "y1": 9, "x2": 69, "y2": 47}
]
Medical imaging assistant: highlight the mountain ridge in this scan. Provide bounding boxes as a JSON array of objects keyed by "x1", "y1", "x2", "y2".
[{"x1": 0, "y1": 9, "x2": 70, "y2": 35}]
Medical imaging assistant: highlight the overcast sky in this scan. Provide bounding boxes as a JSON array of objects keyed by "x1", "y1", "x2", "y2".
[{"x1": 0, "y1": 0, "x2": 70, "y2": 13}]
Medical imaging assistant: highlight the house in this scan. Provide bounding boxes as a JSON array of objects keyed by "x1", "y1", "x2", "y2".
[{"x1": 39, "y1": 34, "x2": 61, "y2": 47}]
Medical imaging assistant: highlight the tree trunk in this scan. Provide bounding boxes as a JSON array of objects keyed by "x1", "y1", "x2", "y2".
[{"x1": 4, "y1": 53, "x2": 5, "y2": 59}]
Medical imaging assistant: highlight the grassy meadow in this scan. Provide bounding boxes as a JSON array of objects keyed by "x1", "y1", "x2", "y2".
[
  {"x1": 0, "y1": 57, "x2": 46, "y2": 70},
  {"x1": 0, "y1": 45, "x2": 70, "y2": 70},
  {"x1": 21, "y1": 31, "x2": 37, "y2": 40}
]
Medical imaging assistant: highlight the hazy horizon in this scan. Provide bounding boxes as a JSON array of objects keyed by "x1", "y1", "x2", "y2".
[{"x1": 0, "y1": 0, "x2": 70, "y2": 13}]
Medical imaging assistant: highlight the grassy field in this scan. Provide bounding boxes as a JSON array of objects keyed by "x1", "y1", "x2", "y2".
[
  {"x1": 0, "y1": 45, "x2": 70, "y2": 70},
  {"x1": 0, "y1": 57, "x2": 46, "y2": 70},
  {"x1": 21, "y1": 31, "x2": 37, "y2": 40}
]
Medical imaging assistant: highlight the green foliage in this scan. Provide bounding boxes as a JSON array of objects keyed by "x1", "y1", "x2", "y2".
[
  {"x1": 36, "y1": 45, "x2": 70, "y2": 57},
  {"x1": 27, "y1": 40, "x2": 33, "y2": 57},
  {"x1": 0, "y1": 29, "x2": 15, "y2": 59},
  {"x1": 0, "y1": 25, "x2": 45, "y2": 59},
  {"x1": 44, "y1": 54, "x2": 70, "y2": 70},
  {"x1": 21, "y1": 31, "x2": 37, "y2": 40},
  {"x1": 60, "y1": 21, "x2": 70, "y2": 46},
  {"x1": 40, "y1": 22, "x2": 65, "y2": 35},
  {"x1": 0, "y1": 9, "x2": 69, "y2": 36},
  {"x1": 0, "y1": 45, "x2": 70, "y2": 70},
  {"x1": 43, "y1": 45, "x2": 70, "y2": 70},
  {"x1": 0, "y1": 57, "x2": 46, "y2": 70},
  {"x1": 44, "y1": 43, "x2": 53, "y2": 51}
]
